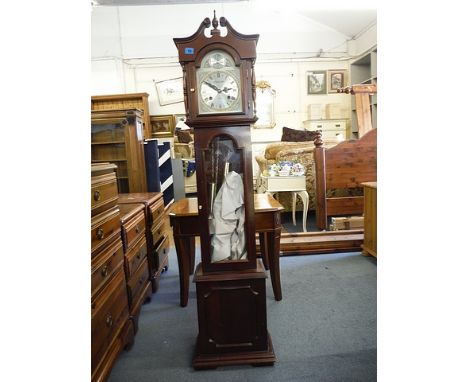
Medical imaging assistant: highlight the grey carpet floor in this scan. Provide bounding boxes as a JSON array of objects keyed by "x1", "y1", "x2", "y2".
[{"x1": 108, "y1": 249, "x2": 377, "y2": 382}]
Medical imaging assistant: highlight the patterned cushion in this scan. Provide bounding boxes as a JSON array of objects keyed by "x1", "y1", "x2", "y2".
[
  {"x1": 176, "y1": 130, "x2": 193, "y2": 143},
  {"x1": 281, "y1": 127, "x2": 320, "y2": 142}
]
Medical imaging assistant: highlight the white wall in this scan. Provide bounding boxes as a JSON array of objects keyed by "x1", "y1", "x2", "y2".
[
  {"x1": 91, "y1": 4, "x2": 376, "y2": 175},
  {"x1": 91, "y1": 4, "x2": 356, "y2": 123},
  {"x1": 350, "y1": 22, "x2": 377, "y2": 57}
]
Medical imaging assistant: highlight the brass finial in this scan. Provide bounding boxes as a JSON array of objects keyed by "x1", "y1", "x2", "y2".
[
  {"x1": 211, "y1": 10, "x2": 220, "y2": 35},
  {"x1": 212, "y1": 10, "x2": 218, "y2": 29}
]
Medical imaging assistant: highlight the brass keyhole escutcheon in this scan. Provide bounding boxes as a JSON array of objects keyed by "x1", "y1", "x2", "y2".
[
  {"x1": 106, "y1": 314, "x2": 113, "y2": 327},
  {"x1": 136, "y1": 226, "x2": 140, "y2": 233},
  {"x1": 96, "y1": 228, "x2": 105, "y2": 240},
  {"x1": 93, "y1": 190, "x2": 101, "y2": 201},
  {"x1": 101, "y1": 265, "x2": 109, "y2": 277}
]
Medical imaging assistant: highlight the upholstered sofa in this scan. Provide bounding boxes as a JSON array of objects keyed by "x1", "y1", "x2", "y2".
[{"x1": 255, "y1": 129, "x2": 339, "y2": 211}]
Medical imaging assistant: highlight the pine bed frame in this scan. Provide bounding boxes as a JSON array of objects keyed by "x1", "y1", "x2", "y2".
[{"x1": 313, "y1": 128, "x2": 377, "y2": 231}]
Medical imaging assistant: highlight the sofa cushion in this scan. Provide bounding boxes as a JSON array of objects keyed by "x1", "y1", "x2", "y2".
[{"x1": 281, "y1": 126, "x2": 320, "y2": 142}]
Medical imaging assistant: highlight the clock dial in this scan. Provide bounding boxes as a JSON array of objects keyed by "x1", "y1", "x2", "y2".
[
  {"x1": 197, "y1": 50, "x2": 242, "y2": 114},
  {"x1": 200, "y1": 71, "x2": 239, "y2": 111}
]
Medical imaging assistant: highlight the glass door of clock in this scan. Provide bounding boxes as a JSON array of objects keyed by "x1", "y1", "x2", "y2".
[{"x1": 203, "y1": 136, "x2": 249, "y2": 264}]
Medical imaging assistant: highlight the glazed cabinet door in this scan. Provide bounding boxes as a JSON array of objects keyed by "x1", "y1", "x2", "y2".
[{"x1": 194, "y1": 126, "x2": 256, "y2": 273}]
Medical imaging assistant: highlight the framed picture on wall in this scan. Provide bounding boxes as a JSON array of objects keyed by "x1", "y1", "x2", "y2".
[
  {"x1": 307, "y1": 70, "x2": 327, "y2": 95},
  {"x1": 149, "y1": 115, "x2": 175, "y2": 138},
  {"x1": 328, "y1": 70, "x2": 347, "y2": 93},
  {"x1": 154, "y1": 77, "x2": 184, "y2": 106}
]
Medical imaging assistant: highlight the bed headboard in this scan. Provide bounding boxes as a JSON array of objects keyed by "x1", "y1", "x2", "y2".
[{"x1": 314, "y1": 128, "x2": 377, "y2": 230}]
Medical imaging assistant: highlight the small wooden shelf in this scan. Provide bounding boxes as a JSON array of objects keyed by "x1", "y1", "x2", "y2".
[
  {"x1": 92, "y1": 158, "x2": 128, "y2": 163},
  {"x1": 91, "y1": 141, "x2": 126, "y2": 145}
]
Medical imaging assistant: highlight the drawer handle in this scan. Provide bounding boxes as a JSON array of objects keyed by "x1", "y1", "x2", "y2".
[
  {"x1": 93, "y1": 190, "x2": 101, "y2": 201},
  {"x1": 101, "y1": 265, "x2": 109, "y2": 277},
  {"x1": 105, "y1": 314, "x2": 113, "y2": 328},
  {"x1": 136, "y1": 252, "x2": 141, "y2": 260},
  {"x1": 136, "y1": 226, "x2": 141, "y2": 234},
  {"x1": 96, "y1": 228, "x2": 105, "y2": 240},
  {"x1": 139, "y1": 276, "x2": 145, "y2": 285}
]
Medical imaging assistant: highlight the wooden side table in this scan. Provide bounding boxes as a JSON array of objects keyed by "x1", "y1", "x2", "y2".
[
  {"x1": 260, "y1": 174, "x2": 309, "y2": 232},
  {"x1": 169, "y1": 193, "x2": 284, "y2": 307},
  {"x1": 361, "y1": 181, "x2": 377, "y2": 257}
]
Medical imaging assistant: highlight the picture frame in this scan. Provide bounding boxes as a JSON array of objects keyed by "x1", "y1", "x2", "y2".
[
  {"x1": 149, "y1": 115, "x2": 175, "y2": 138},
  {"x1": 328, "y1": 70, "x2": 347, "y2": 93},
  {"x1": 253, "y1": 81, "x2": 276, "y2": 129},
  {"x1": 154, "y1": 77, "x2": 184, "y2": 106},
  {"x1": 307, "y1": 70, "x2": 327, "y2": 95}
]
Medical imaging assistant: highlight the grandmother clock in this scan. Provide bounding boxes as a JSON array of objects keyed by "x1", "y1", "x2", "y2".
[{"x1": 174, "y1": 13, "x2": 276, "y2": 369}]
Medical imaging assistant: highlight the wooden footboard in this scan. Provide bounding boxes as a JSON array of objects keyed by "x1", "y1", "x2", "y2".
[{"x1": 314, "y1": 128, "x2": 377, "y2": 230}]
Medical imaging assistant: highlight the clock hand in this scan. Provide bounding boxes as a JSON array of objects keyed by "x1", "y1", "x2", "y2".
[
  {"x1": 222, "y1": 87, "x2": 233, "y2": 93},
  {"x1": 203, "y1": 81, "x2": 222, "y2": 93}
]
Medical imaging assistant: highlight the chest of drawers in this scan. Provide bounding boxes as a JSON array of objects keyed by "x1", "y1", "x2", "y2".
[
  {"x1": 303, "y1": 119, "x2": 348, "y2": 140},
  {"x1": 119, "y1": 203, "x2": 152, "y2": 333},
  {"x1": 91, "y1": 163, "x2": 133, "y2": 382},
  {"x1": 118, "y1": 192, "x2": 169, "y2": 293}
]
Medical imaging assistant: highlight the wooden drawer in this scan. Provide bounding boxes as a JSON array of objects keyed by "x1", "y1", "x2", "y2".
[
  {"x1": 149, "y1": 196, "x2": 165, "y2": 227},
  {"x1": 127, "y1": 258, "x2": 150, "y2": 308},
  {"x1": 91, "y1": 319, "x2": 133, "y2": 382},
  {"x1": 121, "y1": 209, "x2": 146, "y2": 253},
  {"x1": 91, "y1": 269, "x2": 129, "y2": 371},
  {"x1": 124, "y1": 235, "x2": 147, "y2": 279},
  {"x1": 91, "y1": 206, "x2": 121, "y2": 256},
  {"x1": 155, "y1": 235, "x2": 169, "y2": 273},
  {"x1": 91, "y1": 172, "x2": 118, "y2": 216},
  {"x1": 91, "y1": 233, "x2": 124, "y2": 297},
  {"x1": 264, "y1": 175, "x2": 306, "y2": 192},
  {"x1": 151, "y1": 218, "x2": 165, "y2": 248}
]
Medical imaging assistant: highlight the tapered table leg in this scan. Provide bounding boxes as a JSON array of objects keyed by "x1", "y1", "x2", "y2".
[
  {"x1": 259, "y1": 232, "x2": 270, "y2": 270},
  {"x1": 188, "y1": 236, "x2": 195, "y2": 275},
  {"x1": 174, "y1": 234, "x2": 193, "y2": 307},
  {"x1": 266, "y1": 226, "x2": 282, "y2": 301},
  {"x1": 297, "y1": 190, "x2": 309, "y2": 232}
]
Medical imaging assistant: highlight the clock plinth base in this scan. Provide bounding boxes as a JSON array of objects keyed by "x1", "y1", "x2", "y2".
[
  {"x1": 192, "y1": 260, "x2": 276, "y2": 370},
  {"x1": 193, "y1": 333, "x2": 276, "y2": 370}
]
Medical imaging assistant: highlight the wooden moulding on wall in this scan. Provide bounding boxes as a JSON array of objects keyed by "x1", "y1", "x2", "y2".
[{"x1": 91, "y1": 93, "x2": 151, "y2": 140}]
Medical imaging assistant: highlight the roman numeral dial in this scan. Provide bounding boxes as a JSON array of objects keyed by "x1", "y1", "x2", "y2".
[
  {"x1": 196, "y1": 50, "x2": 243, "y2": 114},
  {"x1": 200, "y1": 72, "x2": 240, "y2": 111}
]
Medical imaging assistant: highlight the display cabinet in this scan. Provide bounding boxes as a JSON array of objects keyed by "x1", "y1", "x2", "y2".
[
  {"x1": 91, "y1": 93, "x2": 151, "y2": 139},
  {"x1": 174, "y1": 12, "x2": 275, "y2": 369},
  {"x1": 91, "y1": 109, "x2": 147, "y2": 193}
]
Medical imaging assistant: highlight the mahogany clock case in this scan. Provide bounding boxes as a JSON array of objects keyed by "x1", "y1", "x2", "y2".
[
  {"x1": 173, "y1": 16, "x2": 259, "y2": 128},
  {"x1": 174, "y1": 14, "x2": 276, "y2": 369}
]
